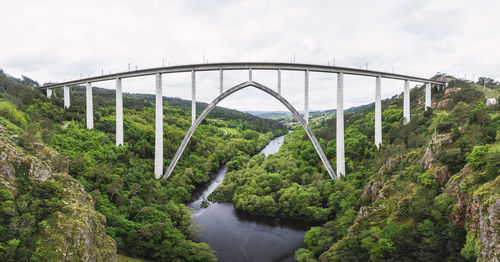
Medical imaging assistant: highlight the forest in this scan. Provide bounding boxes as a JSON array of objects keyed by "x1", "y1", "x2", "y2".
[
  {"x1": 0, "y1": 68, "x2": 499, "y2": 261},
  {"x1": 210, "y1": 76, "x2": 500, "y2": 261},
  {"x1": 0, "y1": 70, "x2": 286, "y2": 261}
]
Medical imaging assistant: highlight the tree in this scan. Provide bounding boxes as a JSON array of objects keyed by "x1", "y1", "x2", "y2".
[{"x1": 108, "y1": 177, "x2": 124, "y2": 201}]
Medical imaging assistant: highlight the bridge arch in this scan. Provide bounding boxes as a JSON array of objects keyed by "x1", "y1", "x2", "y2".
[{"x1": 163, "y1": 80, "x2": 337, "y2": 180}]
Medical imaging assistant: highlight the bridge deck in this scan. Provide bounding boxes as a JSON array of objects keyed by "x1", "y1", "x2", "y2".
[{"x1": 40, "y1": 62, "x2": 445, "y2": 89}]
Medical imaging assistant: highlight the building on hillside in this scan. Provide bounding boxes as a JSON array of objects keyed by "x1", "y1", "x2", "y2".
[{"x1": 486, "y1": 98, "x2": 498, "y2": 106}]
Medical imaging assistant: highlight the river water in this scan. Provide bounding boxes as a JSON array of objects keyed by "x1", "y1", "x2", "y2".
[{"x1": 187, "y1": 135, "x2": 311, "y2": 262}]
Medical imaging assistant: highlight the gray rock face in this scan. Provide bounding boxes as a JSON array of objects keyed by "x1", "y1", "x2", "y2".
[
  {"x1": 446, "y1": 168, "x2": 500, "y2": 262},
  {"x1": 419, "y1": 132, "x2": 452, "y2": 170},
  {"x1": 476, "y1": 195, "x2": 499, "y2": 261},
  {"x1": 0, "y1": 124, "x2": 117, "y2": 261}
]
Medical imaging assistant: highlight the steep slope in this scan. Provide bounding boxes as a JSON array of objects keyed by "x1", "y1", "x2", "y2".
[
  {"x1": 0, "y1": 123, "x2": 116, "y2": 261},
  {"x1": 0, "y1": 69, "x2": 287, "y2": 261},
  {"x1": 315, "y1": 78, "x2": 500, "y2": 261},
  {"x1": 209, "y1": 74, "x2": 499, "y2": 261}
]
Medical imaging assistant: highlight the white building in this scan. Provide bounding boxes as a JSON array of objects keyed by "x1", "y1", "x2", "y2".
[{"x1": 486, "y1": 98, "x2": 498, "y2": 106}]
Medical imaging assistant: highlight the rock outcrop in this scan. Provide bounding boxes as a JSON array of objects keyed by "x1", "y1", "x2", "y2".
[
  {"x1": 0, "y1": 124, "x2": 117, "y2": 261},
  {"x1": 38, "y1": 178, "x2": 117, "y2": 261},
  {"x1": 446, "y1": 168, "x2": 500, "y2": 262}
]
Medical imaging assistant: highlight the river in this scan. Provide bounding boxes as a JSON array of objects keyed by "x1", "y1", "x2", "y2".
[{"x1": 187, "y1": 135, "x2": 311, "y2": 262}]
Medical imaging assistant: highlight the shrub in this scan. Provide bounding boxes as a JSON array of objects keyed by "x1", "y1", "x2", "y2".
[
  {"x1": 440, "y1": 148, "x2": 466, "y2": 174},
  {"x1": 0, "y1": 100, "x2": 28, "y2": 128},
  {"x1": 466, "y1": 145, "x2": 490, "y2": 170},
  {"x1": 437, "y1": 121, "x2": 453, "y2": 133},
  {"x1": 460, "y1": 231, "x2": 478, "y2": 261},
  {"x1": 485, "y1": 148, "x2": 500, "y2": 180},
  {"x1": 469, "y1": 103, "x2": 490, "y2": 126},
  {"x1": 417, "y1": 172, "x2": 436, "y2": 187}
]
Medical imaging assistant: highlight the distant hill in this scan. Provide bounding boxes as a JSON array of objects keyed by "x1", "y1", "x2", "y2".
[
  {"x1": 245, "y1": 110, "x2": 291, "y2": 119},
  {"x1": 246, "y1": 102, "x2": 377, "y2": 119}
]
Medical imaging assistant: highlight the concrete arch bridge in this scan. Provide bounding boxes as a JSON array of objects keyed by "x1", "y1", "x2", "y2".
[{"x1": 41, "y1": 62, "x2": 445, "y2": 180}]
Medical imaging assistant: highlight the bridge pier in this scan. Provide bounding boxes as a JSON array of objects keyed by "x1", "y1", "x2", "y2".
[
  {"x1": 425, "y1": 82, "x2": 431, "y2": 110},
  {"x1": 305, "y1": 70, "x2": 309, "y2": 124},
  {"x1": 116, "y1": 78, "x2": 123, "y2": 146},
  {"x1": 336, "y1": 72, "x2": 345, "y2": 177},
  {"x1": 47, "y1": 88, "x2": 52, "y2": 98},
  {"x1": 192, "y1": 70, "x2": 196, "y2": 124},
  {"x1": 375, "y1": 76, "x2": 382, "y2": 148},
  {"x1": 277, "y1": 69, "x2": 281, "y2": 95},
  {"x1": 155, "y1": 73, "x2": 163, "y2": 178},
  {"x1": 86, "y1": 82, "x2": 93, "y2": 129},
  {"x1": 220, "y1": 69, "x2": 223, "y2": 94},
  {"x1": 64, "y1": 86, "x2": 70, "y2": 108},
  {"x1": 404, "y1": 80, "x2": 410, "y2": 124}
]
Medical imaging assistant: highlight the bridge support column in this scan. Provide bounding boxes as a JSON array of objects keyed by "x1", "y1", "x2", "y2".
[
  {"x1": 155, "y1": 73, "x2": 163, "y2": 178},
  {"x1": 305, "y1": 70, "x2": 309, "y2": 124},
  {"x1": 191, "y1": 70, "x2": 196, "y2": 125},
  {"x1": 116, "y1": 78, "x2": 123, "y2": 146},
  {"x1": 404, "y1": 80, "x2": 410, "y2": 124},
  {"x1": 64, "y1": 86, "x2": 70, "y2": 108},
  {"x1": 47, "y1": 88, "x2": 52, "y2": 98},
  {"x1": 425, "y1": 82, "x2": 431, "y2": 110},
  {"x1": 375, "y1": 76, "x2": 382, "y2": 148},
  {"x1": 249, "y1": 68, "x2": 252, "y2": 81},
  {"x1": 86, "y1": 82, "x2": 93, "y2": 129},
  {"x1": 277, "y1": 69, "x2": 281, "y2": 95},
  {"x1": 220, "y1": 69, "x2": 223, "y2": 95},
  {"x1": 336, "y1": 72, "x2": 345, "y2": 177}
]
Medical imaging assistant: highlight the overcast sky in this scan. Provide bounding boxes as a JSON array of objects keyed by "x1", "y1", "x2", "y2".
[{"x1": 1, "y1": 0, "x2": 499, "y2": 111}]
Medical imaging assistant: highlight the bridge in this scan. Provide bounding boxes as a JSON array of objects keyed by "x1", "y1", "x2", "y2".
[{"x1": 41, "y1": 62, "x2": 446, "y2": 180}]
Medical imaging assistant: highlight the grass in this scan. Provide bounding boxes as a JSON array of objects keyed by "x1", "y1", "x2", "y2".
[
  {"x1": 0, "y1": 116, "x2": 23, "y2": 134},
  {"x1": 474, "y1": 83, "x2": 500, "y2": 99}
]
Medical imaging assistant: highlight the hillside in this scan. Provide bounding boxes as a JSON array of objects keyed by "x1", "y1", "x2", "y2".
[
  {"x1": 0, "y1": 69, "x2": 286, "y2": 261},
  {"x1": 1, "y1": 68, "x2": 499, "y2": 261},
  {"x1": 209, "y1": 75, "x2": 500, "y2": 261}
]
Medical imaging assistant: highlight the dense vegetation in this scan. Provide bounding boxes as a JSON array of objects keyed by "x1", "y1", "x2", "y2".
[
  {"x1": 210, "y1": 76, "x2": 500, "y2": 261},
  {"x1": 1, "y1": 67, "x2": 498, "y2": 261},
  {"x1": 0, "y1": 69, "x2": 287, "y2": 261}
]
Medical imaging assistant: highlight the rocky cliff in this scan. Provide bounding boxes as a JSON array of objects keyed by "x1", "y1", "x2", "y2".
[
  {"x1": 320, "y1": 130, "x2": 499, "y2": 261},
  {"x1": 446, "y1": 166, "x2": 500, "y2": 261},
  {"x1": 0, "y1": 123, "x2": 117, "y2": 261}
]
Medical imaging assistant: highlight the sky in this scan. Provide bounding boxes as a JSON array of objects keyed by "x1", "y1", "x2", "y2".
[{"x1": 1, "y1": 0, "x2": 499, "y2": 111}]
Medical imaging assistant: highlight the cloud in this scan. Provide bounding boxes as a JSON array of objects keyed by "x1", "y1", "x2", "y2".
[{"x1": 0, "y1": 0, "x2": 499, "y2": 111}]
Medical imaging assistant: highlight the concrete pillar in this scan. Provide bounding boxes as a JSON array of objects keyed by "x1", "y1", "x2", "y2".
[
  {"x1": 47, "y1": 88, "x2": 52, "y2": 98},
  {"x1": 277, "y1": 69, "x2": 281, "y2": 95},
  {"x1": 154, "y1": 73, "x2": 163, "y2": 178},
  {"x1": 191, "y1": 70, "x2": 196, "y2": 125},
  {"x1": 249, "y1": 68, "x2": 252, "y2": 81},
  {"x1": 86, "y1": 82, "x2": 93, "y2": 129},
  {"x1": 403, "y1": 80, "x2": 410, "y2": 124},
  {"x1": 336, "y1": 72, "x2": 345, "y2": 177},
  {"x1": 116, "y1": 78, "x2": 123, "y2": 146},
  {"x1": 375, "y1": 76, "x2": 382, "y2": 148},
  {"x1": 64, "y1": 86, "x2": 70, "y2": 108},
  {"x1": 304, "y1": 70, "x2": 309, "y2": 124},
  {"x1": 220, "y1": 68, "x2": 223, "y2": 95},
  {"x1": 425, "y1": 82, "x2": 431, "y2": 110}
]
